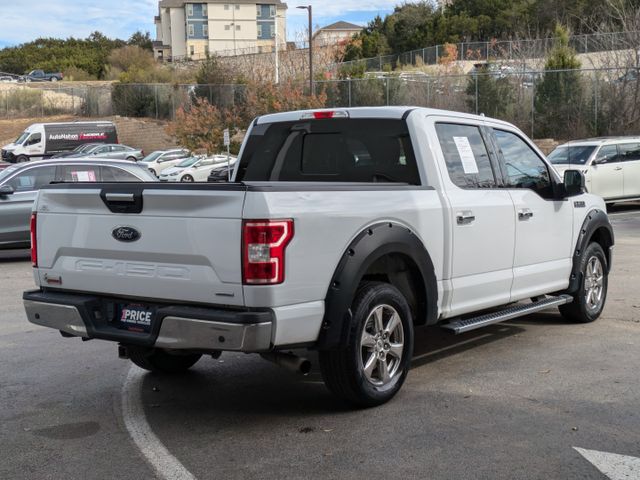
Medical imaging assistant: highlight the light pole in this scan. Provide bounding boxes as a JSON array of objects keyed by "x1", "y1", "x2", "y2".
[
  {"x1": 297, "y1": 5, "x2": 313, "y2": 95},
  {"x1": 274, "y1": 14, "x2": 284, "y2": 84}
]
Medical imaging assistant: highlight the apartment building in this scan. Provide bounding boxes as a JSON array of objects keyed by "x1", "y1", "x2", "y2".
[
  {"x1": 313, "y1": 21, "x2": 362, "y2": 46},
  {"x1": 154, "y1": 0, "x2": 287, "y2": 60}
]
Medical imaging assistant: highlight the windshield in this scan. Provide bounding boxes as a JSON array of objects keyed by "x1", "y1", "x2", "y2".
[
  {"x1": 548, "y1": 145, "x2": 597, "y2": 165},
  {"x1": 177, "y1": 156, "x2": 200, "y2": 168},
  {"x1": 14, "y1": 132, "x2": 29, "y2": 145},
  {"x1": 76, "y1": 143, "x2": 97, "y2": 153},
  {"x1": 141, "y1": 151, "x2": 162, "y2": 163}
]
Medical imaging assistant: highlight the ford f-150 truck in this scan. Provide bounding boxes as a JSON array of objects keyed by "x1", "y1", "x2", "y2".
[{"x1": 23, "y1": 107, "x2": 614, "y2": 407}]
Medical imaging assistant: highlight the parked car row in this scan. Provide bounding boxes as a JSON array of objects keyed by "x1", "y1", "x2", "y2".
[
  {"x1": 0, "y1": 159, "x2": 156, "y2": 249},
  {"x1": 549, "y1": 136, "x2": 640, "y2": 204},
  {"x1": 158, "y1": 155, "x2": 236, "y2": 182}
]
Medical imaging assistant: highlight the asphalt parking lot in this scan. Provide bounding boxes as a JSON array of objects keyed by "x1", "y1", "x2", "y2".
[{"x1": 1, "y1": 205, "x2": 639, "y2": 480}]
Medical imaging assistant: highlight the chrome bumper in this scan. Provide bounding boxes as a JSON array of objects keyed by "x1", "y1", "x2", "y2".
[{"x1": 23, "y1": 295, "x2": 273, "y2": 352}]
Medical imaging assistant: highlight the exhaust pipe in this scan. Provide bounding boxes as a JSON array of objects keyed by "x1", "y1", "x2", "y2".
[{"x1": 261, "y1": 353, "x2": 312, "y2": 376}]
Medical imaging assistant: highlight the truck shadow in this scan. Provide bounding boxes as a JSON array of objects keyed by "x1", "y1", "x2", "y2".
[{"x1": 140, "y1": 314, "x2": 571, "y2": 418}]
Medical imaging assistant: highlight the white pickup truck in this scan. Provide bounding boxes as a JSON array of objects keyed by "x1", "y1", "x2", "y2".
[{"x1": 23, "y1": 107, "x2": 614, "y2": 407}]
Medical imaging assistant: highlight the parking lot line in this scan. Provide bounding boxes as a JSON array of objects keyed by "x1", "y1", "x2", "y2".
[
  {"x1": 574, "y1": 447, "x2": 640, "y2": 480},
  {"x1": 121, "y1": 366, "x2": 197, "y2": 480}
]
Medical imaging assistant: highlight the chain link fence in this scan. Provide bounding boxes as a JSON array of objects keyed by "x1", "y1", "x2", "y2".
[
  {"x1": 336, "y1": 31, "x2": 640, "y2": 72},
  {"x1": 2, "y1": 66, "x2": 639, "y2": 141}
]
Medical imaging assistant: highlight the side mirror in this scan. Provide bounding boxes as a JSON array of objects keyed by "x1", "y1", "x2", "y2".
[
  {"x1": 0, "y1": 185, "x2": 15, "y2": 196},
  {"x1": 563, "y1": 169, "x2": 585, "y2": 197},
  {"x1": 592, "y1": 158, "x2": 605, "y2": 165}
]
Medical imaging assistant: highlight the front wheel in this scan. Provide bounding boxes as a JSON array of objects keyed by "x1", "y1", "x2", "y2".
[
  {"x1": 127, "y1": 346, "x2": 202, "y2": 373},
  {"x1": 16, "y1": 155, "x2": 29, "y2": 163},
  {"x1": 148, "y1": 168, "x2": 157, "y2": 177},
  {"x1": 319, "y1": 282, "x2": 414, "y2": 408},
  {"x1": 559, "y1": 242, "x2": 608, "y2": 323},
  {"x1": 50, "y1": 77, "x2": 58, "y2": 82},
  {"x1": 180, "y1": 174, "x2": 194, "y2": 182},
  {"x1": 126, "y1": 156, "x2": 137, "y2": 162}
]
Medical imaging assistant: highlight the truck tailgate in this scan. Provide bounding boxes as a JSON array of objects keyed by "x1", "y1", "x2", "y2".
[{"x1": 34, "y1": 184, "x2": 247, "y2": 306}]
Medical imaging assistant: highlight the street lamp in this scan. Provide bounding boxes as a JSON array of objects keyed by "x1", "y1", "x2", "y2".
[
  {"x1": 297, "y1": 5, "x2": 313, "y2": 94},
  {"x1": 274, "y1": 14, "x2": 284, "y2": 84}
]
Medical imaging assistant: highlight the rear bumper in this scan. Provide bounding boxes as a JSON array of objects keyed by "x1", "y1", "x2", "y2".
[{"x1": 23, "y1": 290, "x2": 273, "y2": 352}]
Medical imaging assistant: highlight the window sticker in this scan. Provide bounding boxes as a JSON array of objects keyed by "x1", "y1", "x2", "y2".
[
  {"x1": 453, "y1": 136, "x2": 479, "y2": 174},
  {"x1": 71, "y1": 170, "x2": 97, "y2": 182}
]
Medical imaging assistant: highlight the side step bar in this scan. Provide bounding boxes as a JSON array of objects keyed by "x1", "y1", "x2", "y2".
[{"x1": 442, "y1": 294, "x2": 573, "y2": 335}]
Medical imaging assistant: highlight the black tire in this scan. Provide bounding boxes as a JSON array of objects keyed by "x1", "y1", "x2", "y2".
[
  {"x1": 127, "y1": 346, "x2": 202, "y2": 373},
  {"x1": 559, "y1": 242, "x2": 608, "y2": 323},
  {"x1": 126, "y1": 156, "x2": 137, "y2": 162},
  {"x1": 148, "y1": 168, "x2": 157, "y2": 177},
  {"x1": 181, "y1": 174, "x2": 194, "y2": 182},
  {"x1": 16, "y1": 155, "x2": 29, "y2": 163},
  {"x1": 319, "y1": 281, "x2": 414, "y2": 408}
]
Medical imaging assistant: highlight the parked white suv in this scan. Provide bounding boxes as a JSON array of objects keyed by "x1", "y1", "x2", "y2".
[
  {"x1": 549, "y1": 137, "x2": 640, "y2": 204},
  {"x1": 23, "y1": 107, "x2": 614, "y2": 407}
]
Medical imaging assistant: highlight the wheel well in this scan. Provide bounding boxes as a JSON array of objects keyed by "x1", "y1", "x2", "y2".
[
  {"x1": 590, "y1": 226, "x2": 613, "y2": 269},
  {"x1": 360, "y1": 253, "x2": 427, "y2": 326}
]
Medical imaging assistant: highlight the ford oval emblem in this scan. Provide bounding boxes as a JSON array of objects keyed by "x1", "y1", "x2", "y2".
[{"x1": 112, "y1": 226, "x2": 141, "y2": 242}]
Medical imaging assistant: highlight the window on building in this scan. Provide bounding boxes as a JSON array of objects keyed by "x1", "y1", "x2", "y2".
[
  {"x1": 225, "y1": 24, "x2": 230, "y2": 30},
  {"x1": 235, "y1": 4, "x2": 240, "y2": 10},
  {"x1": 203, "y1": 24, "x2": 208, "y2": 37},
  {"x1": 256, "y1": 5, "x2": 261, "y2": 16},
  {"x1": 187, "y1": 3, "x2": 193, "y2": 17},
  {"x1": 205, "y1": 45, "x2": 209, "y2": 55},
  {"x1": 224, "y1": 4, "x2": 229, "y2": 10},
  {"x1": 190, "y1": 45, "x2": 195, "y2": 56},
  {"x1": 202, "y1": 3, "x2": 207, "y2": 16},
  {"x1": 270, "y1": 5, "x2": 276, "y2": 17},
  {"x1": 271, "y1": 24, "x2": 275, "y2": 37},
  {"x1": 257, "y1": 24, "x2": 263, "y2": 37},
  {"x1": 236, "y1": 24, "x2": 241, "y2": 31},
  {"x1": 188, "y1": 24, "x2": 194, "y2": 37}
]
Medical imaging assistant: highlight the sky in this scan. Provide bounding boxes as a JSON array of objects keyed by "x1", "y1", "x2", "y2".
[{"x1": 0, "y1": 1, "x2": 399, "y2": 48}]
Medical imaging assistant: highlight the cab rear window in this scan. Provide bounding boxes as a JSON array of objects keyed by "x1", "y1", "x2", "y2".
[{"x1": 236, "y1": 119, "x2": 421, "y2": 185}]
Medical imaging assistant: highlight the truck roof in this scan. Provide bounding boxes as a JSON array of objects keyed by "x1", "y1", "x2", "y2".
[{"x1": 256, "y1": 106, "x2": 510, "y2": 127}]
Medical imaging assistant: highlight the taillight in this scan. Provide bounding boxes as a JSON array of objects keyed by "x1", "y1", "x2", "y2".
[
  {"x1": 30, "y1": 213, "x2": 37, "y2": 267},
  {"x1": 243, "y1": 219, "x2": 294, "y2": 285}
]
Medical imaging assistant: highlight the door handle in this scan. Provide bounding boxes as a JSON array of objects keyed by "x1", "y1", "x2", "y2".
[
  {"x1": 456, "y1": 211, "x2": 475, "y2": 225},
  {"x1": 614, "y1": 167, "x2": 623, "y2": 171},
  {"x1": 518, "y1": 209, "x2": 534, "y2": 220}
]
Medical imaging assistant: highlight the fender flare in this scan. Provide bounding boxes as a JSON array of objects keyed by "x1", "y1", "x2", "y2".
[
  {"x1": 567, "y1": 208, "x2": 614, "y2": 293},
  {"x1": 316, "y1": 222, "x2": 438, "y2": 350}
]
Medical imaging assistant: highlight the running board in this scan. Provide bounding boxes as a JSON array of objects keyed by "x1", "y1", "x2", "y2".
[{"x1": 442, "y1": 295, "x2": 573, "y2": 335}]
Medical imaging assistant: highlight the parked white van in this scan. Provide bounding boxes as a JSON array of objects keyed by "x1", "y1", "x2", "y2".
[
  {"x1": 549, "y1": 137, "x2": 640, "y2": 204},
  {"x1": 1, "y1": 121, "x2": 118, "y2": 163}
]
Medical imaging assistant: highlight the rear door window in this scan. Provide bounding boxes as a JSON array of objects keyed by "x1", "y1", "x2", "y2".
[
  {"x1": 618, "y1": 143, "x2": 640, "y2": 162},
  {"x1": 57, "y1": 165, "x2": 100, "y2": 182},
  {"x1": 435, "y1": 123, "x2": 496, "y2": 188},
  {"x1": 237, "y1": 119, "x2": 421, "y2": 184}
]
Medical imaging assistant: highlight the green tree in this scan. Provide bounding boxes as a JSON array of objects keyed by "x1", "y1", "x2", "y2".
[
  {"x1": 534, "y1": 24, "x2": 584, "y2": 138},
  {"x1": 466, "y1": 67, "x2": 515, "y2": 117},
  {"x1": 128, "y1": 31, "x2": 153, "y2": 51}
]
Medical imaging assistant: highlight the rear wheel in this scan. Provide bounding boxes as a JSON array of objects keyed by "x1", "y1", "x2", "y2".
[
  {"x1": 559, "y1": 242, "x2": 608, "y2": 323},
  {"x1": 126, "y1": 156, "x2": 137, "y2": 162},
  {"x1": 319, "y1": 281, "x2": 414, "y2": 408},
  {"x1": 50, "y1": 77, "x2": 58, "y2": 82},
  {"x1": 127, "y1": 346, "x2": 202, "y2": 373}
]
